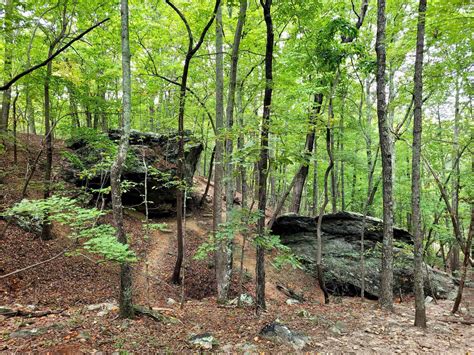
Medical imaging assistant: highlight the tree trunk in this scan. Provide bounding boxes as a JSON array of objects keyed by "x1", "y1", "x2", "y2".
[
  {"x1": 452, "y1": 206, "x2": 473, "y2": 313},
  {"x1": 329, "y1": 98, "x2": 337, "y2": 213},
  {"x1": 41, "y1": 52, "x2": 54, "y2": 241},
  {"x1": 214, "y1": 3, "x2": 227, "y2": 302},
  {"x1": 376, "y1": 0, "x2": 394, "y2": 311},
  {"x1": 291, "y1": 93, "x2": 323, "y2": 213},
  {"x1": 316, "y1": 126, "x2": 333, "y2": 305},
  {"x1": 166, "y1": 0, "x2": 221, "y2": 285},
  {"x1": 451, "y1": 76, "x2": 461, "y2": 274},
  {"x1": 411, "y1": 0, "x2": 427, "y2": 328},
  {"x1": 110, "y1": 0, "x2": 134, "y2": 318},
  {"x1": 311, "y1": 137, "x2": 319, "y2": 216},
  {"x1": 256, "y1": 0, "x2": 274, "y2": 313},
  {"x1": 0, "y1": 0, "x2": 13, "y2": 131},
  {"x1": 12, "y1": 91, "x2": 18, "y2": 164}
]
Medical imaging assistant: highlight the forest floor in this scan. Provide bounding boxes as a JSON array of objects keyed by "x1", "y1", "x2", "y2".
[{"x1": 0, "y1": 135, "x2": 473, "y2": 353}]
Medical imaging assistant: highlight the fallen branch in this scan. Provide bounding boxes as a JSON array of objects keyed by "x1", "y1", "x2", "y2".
[
  {"x1": 276, "y1": 282, "x2": 305, "y2": 302},
  {"x1": 0, "y1": 249, "x2": 68, "y2": 279},
  {"x1": 0, "y1": 308, "x2": 64, "y2": 318},
  {"x1": 439, "y1": 318, "x2": 474, "y2": 326},
  {"x1": 133, "y1": 305, "x2": 180, "y2": 324}
]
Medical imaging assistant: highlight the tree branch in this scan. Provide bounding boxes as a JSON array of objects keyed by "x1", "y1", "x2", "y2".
[{"x1": 0, "y1": 18, "x2": 110, "y2": 91}]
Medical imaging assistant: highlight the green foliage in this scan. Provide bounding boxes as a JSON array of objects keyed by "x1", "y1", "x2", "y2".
[
  {"x1": 5, "y1": 196, "x2": 136, "y2": 263},
  {"x1": 194, "y1": 208, "x2": 301, "y2": 270}
]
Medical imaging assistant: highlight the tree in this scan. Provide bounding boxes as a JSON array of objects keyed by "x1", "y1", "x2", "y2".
[
  {"x1": 376, "y1": 0, "x2": 394, "y2": 311},
  {"x1": 214, "y1": 1, "x2": 226, "y2": 302},
  {"x1": 166, "y1": 0, "x2": 221, "y2": 284},
  {"x1": 110, "y1": 0, "x2": 134, "y2": 318},
  {"x1": 215, "y1": 0, "x2": 248, "y2": 303},
  {"x1": 0, "y1": 0, "x2": 13, "y2": 131},
  {"x1": 411, "y1": 0, "x2": 427, "y2": 328},
  {"x1": 255, "y1": 0, "x2": 274, "y2": 313},
  {"x1": 41, "y1": 3, "x2": 69, "y2": 241}
]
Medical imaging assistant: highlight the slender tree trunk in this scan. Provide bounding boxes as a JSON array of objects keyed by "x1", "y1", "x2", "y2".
[
  {"x1": 214, "y1": 3, "x2": 227, "y2": 301},
  {"x1": 451, "y1": 76, "x2": 461, "y2": 274},
  {"x1": 291, "y1": 93, "x2": 323, "y2": 213},
  {"x1": 312, "y1": 137, "x2": 319, "y2": 216},
  {"x1": 316, "y1": 126, "x2": 333, "y2": 305},
  {"x1": 12, "y1": 91, "x2": 18, "y2": 164},
  {"x1": 216, "y1": 0, "x2": 247, "y2": 302},
  {"x1": 411, "y1": 0, "x2": 427, "y2": 328},
  {"x1": 256, "y1": 0, "x2": 273, "y2": 313},
  {"x1": 340, "y1": 98, "x2": 346, "y2": 211},
  {"x1": 236, "y1": 84, "x2": 248, "y2": 208},
  {"x1": 41, "y1": 52, "x2": 54, "y2": 241},
  {"x1": 166, "y1": 0, "x2": 221, "y2": 285},
  {"x1": 110, "y1": 0, "x2": 134, "y2": 318},
  {"x1": 452, "y1": 206, "x2": 473, "y2": 313},
  {"x1": 365, "y1": 78, "x2": 374, "y2": 215},
  {"x1": 329, "y1": 99, "x2": 337, "y2": 213},
  {"x1": 376, "y1": 0, "x2": 394, "y2": 311},
  {"x1": 1, "y1": 0, "x2": 13, "y2": 131}
]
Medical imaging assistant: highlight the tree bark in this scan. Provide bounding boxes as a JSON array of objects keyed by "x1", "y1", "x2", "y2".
[
  {"x1": 256, "y1": 0, "x2": 274, "y2": 313},
  {"x1": 0, "y1": 0, "x2": 13, "y2": 131},
  {"x1": 110, "y1": 0, "x2": 134, "y2": 318},
  {"x1": 411, "y1": 0, "x2": 427, "y2": 328},
  {"x1": 316, "y1": 126, "x2": 333, "y2": 305},
  {"x1": 41, "y1": 49, "x2": 54, "y2": 241},
  {"x1": 376, "y1": 0, "x2": 394, "y2": 311},
  {"x1": 452, "y1": 206, "x2": 473, "y2": 313},
  {"x1": 214, "y1": 2, "x2": 227, "y2": 301},
  {"x1": 451, "y1": 76, "x2": 461, "y2": 274}
]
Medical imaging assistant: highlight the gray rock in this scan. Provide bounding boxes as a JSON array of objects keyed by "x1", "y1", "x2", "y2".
[
  {"x1": 86, "y1": 302, "x2": 118, "y2": 316},
  {"x1": 230, "y1": 293, "x2": 254, "y2": 306},
  {"x1": 425, "y1": 296, "x2": 433, "y2": 304},
  {"x1": 260, "y1": 322, "x2": 309, "y2": 350},
  {"x1": 221, "y1": 344, "x2": 234, "y2": 353},
  {"x1": 286, "y1": 298, "x2": 300, "y2": 305},
  {"x1": 189, "y1": 333, "x2": 217, "y2": 350},
  {"x1": 271, "y1": 212, "x2": 456, "y2": 299},
  {"x1": 236, "y1": 342, "x2": 258, "y2": 354},
  {"x1": 166, "y1": 298, "x2": 176, "y2": 305},
  {"x1": 10, "y1": 328, "x2": 45, "y2": 338}
]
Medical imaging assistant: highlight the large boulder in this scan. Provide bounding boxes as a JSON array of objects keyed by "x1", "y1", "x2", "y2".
[
  {"x1": 271, "y1": 212, "x2": 456, "y2": 299},
  {"x1": 64, "y1": 129, "x2": 203, "y2": 216}
]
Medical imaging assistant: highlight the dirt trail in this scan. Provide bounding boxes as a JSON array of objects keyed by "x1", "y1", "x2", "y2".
[{"x1": 131, "y1": 175, "x2": 322, "y2": 306}]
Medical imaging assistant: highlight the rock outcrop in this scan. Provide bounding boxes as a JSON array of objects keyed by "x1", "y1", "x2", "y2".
[
  {"x1": 65, "y1": 129, "x2": 203, "y2": 216},
  {"x1": 271, "y1": 212, "x2": 456, "y2": 299}
]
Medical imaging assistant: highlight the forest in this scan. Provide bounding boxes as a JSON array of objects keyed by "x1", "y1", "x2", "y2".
[{"x1": 0, "y1": 0, "x2": 472, "y2": 352}]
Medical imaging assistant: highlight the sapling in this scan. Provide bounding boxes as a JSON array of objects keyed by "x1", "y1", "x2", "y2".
[{"x1": 5, "y1": 195, "x2": 136, "y2": 263}]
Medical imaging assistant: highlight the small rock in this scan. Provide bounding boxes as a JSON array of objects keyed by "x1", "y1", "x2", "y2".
[
  {"x1": 166, "y1": 298, "x2": 177, "y2": 305},
  {"x1": 230, "y1": 293, "x2": 254, "y2": 306},
  {"x1": 425, "y1": 296, "x2": 433, "y2": 304},
  {"x1": 260, "y1": 322, "x2": 309, "y2": 350},
  {"x1": 236, "y1": 342, "x2": 258, "y2": 354},
  {"x1": 10, "y1": 328, "x2": 44, "y2": 338},
  {"x1": 286, "y1": 298, "x2": 300, "y2": 305},
  {"x1": 189, "y1": 333, "x2": 217, "y2": 350},
  {"x1": 221, "y1": 344, "x2": 234, "y2": 353},
  {"x1": 86, "y1": 302, "x2": 118, "y2": 316}
]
